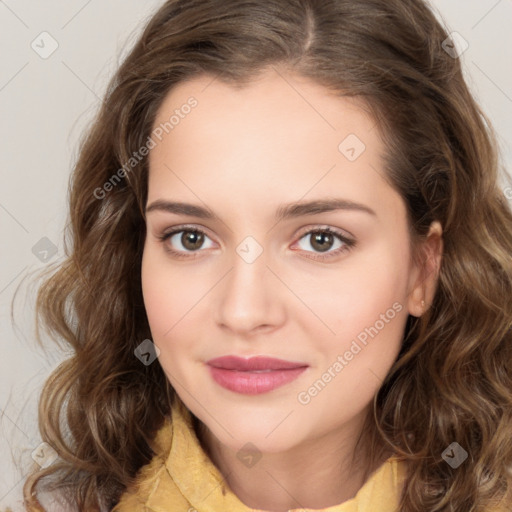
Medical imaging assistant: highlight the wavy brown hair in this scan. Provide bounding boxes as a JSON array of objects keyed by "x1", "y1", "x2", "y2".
[{"x1": 21, "y1": 0, "x2": 512, "y2": 510}]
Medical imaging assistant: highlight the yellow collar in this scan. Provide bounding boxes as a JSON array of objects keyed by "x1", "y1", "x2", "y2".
[{"x1": 134, "y1": 395, "x2": 407, "y2": 512}]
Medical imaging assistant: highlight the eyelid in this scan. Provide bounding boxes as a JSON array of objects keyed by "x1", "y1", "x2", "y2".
[
  {"x1": 158, "y1": 223, "x2": 216, "y2": 240},
  {"x1": 294, "y1": 224, "x2": 354, "y2": 241}
]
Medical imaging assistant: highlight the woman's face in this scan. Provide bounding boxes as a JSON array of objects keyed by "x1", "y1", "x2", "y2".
[{"x1": 141, "y1": 68, "x2": 435, "y2": 453}]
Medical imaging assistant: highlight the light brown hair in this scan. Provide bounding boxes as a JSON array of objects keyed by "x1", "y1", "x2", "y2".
[{"x1": 22, "y1": 0, "x2": 512, "y2": 510}]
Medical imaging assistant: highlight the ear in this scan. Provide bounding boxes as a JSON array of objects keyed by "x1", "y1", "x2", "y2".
[{"x1": 407, "y1": 220, "x2": 443, "y2": 317}]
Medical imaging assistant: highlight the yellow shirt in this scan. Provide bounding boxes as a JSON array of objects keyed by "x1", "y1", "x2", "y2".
[
  {"x1": 113, "y1": 396, "x2": 510, "y2": 512},
  {"x1": 113, "y1": 396, "x2": 408, "y2": 512}
]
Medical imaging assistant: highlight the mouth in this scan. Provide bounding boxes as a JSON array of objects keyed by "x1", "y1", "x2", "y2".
[
  {"x1": 206, "y1": 355, "x2": 309, "y2": 394},
  {"x1": 206, "y1": 355, "x2": 308, "y2": 371}
]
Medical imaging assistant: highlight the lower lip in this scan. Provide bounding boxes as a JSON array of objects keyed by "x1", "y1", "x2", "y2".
[{"x1": 208, "y1": 366, "x2": 308, "y2": 395}]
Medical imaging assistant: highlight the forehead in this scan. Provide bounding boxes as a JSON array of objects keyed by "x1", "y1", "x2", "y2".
[
  {"x1": 152, "y1": 69, "x2": 375, "y2": 139},
  {"x1": 147, "y1": 68, "x2": 404, "y2": 223}
]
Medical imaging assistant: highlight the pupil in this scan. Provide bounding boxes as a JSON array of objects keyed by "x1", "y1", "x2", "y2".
[
  {"x1": 182, "y1": 231, "x2": 204, "y2": 250},
  {"x1": 311, "y1": 232, "x2": 333, "y2": 252}
]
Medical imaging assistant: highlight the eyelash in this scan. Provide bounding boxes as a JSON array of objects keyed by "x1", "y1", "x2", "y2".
[{"x1": 157, "y1": 225, "x2": 356, "y2": 261}]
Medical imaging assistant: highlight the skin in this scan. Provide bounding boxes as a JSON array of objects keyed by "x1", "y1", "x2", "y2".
[{"x1": 141, "y1": 67, "x2": 443, "y2": 511}]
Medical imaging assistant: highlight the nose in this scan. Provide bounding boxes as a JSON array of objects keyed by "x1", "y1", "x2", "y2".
[{"x1": 214, "y1": 247, "x2": 286, "y2": 337}]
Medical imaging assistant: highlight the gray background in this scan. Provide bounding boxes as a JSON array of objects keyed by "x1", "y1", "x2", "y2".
[{"x1": 1, "y1": 1, "x2": 511, "y2": 509}]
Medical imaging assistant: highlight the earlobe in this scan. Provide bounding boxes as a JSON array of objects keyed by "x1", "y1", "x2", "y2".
[
  {"x1": 407, "y1": 221, "x2": 443, "y2": 318},
  {"x1": 407, "y1": 283, "x2": 426, "y2": 318}
]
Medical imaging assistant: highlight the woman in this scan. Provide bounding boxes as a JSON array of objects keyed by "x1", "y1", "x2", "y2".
[{"x1": 23, "y1": 0, "x2": 512, "y2": 510}]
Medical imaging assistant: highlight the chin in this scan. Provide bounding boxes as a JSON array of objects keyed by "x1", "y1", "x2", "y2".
[{"x1": 197, "y1": 410, "x2": 306, "y2": 454}]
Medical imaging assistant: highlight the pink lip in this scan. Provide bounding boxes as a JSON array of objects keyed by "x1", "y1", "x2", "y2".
[{"x1": 206, "y1": 356, "x2": 309, "y2": 395}]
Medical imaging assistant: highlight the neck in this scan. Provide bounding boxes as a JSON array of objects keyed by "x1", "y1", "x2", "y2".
[{"x1": 193, "y1": 410, "x2": 392, "y2": 512}]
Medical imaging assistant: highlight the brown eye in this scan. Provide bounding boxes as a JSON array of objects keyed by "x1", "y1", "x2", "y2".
[
  {"x1": 309, "y1": 231, "x2": 335, "y2": 252},
  {"x1": 294, "y1": 227, "x2": 355, "y2": 261},
  {"x1": 159, "y1": 227, "x2": 215, "y2": 256},
  {"x1": 181, "y1": 231, "x2": 204, "y2": 251}
]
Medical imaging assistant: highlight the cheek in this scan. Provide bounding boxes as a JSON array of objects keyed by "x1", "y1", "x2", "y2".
[
  {"x1": 292, "y1": 247, "x2": 409, "y2": 419},
  {"x1": 289, "y1": 238, "x2": 410, "y2": 347},
  {"x1": 140, "y1": 247, "x2": 196, "y2": 338},
  {"x1": 327, "y1": 243, "x2": 409, "y2": 386},
  {"x1": 141, "y1": 255, "x2": 171, "y2": 335},
  {"x1": 141, "y1": 249, "x2": 201, "y2": 384}
]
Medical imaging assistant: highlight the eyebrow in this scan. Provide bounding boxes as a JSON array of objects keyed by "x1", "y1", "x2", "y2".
[{"x1": 145, "y1": 198, "x2": 376, "y2": 221}]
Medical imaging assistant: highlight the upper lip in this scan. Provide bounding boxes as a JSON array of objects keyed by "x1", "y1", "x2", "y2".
[{"x1": 206, "y1": 356, "x2": 308, "y2": 371}]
